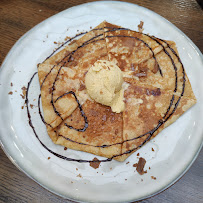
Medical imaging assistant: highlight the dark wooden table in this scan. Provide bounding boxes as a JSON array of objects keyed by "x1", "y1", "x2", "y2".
[{"x1": 0, "y1": 0, "x2": 202, "y2": 202}]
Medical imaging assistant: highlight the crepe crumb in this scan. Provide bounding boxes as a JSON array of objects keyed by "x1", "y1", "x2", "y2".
[
  {"x1": 133, "y1": 157, "x2": 147, "y2": 175},
  {"x1": 137, "y1": 153, "x2": 140, "y2": 156},
  {"x1": 10, "y1": 82, "x2": 13, "y2": 86},
  {"x1": 151, "y1": 176, "x2": 157, "y2": 180},
  {"x1": 138, "y1": 21, "x2": 144, "y2": 32},
  {"x1": 77, "y1": 174, "x2": 82, "y2": 178},
  {"x1": 71, "y1": 181, "x2": 73, "y2": 184},
  {"x1": 21, "y1": 106, "x2": 24, "y2": 109},
  {"x1": 126, "y1": 161, "x2": 129, "y2": 164},
  {"x1": 64, "y1": 147, "x2": 67, "y2": 150},
  {"x1": 48, "y1": 157, "x2": 51, "y2": 160},
  {"x1": 30, "y1": 104, "x2": 34, "y2": 109},
  {"x1": 152, "y1": 148, "x2": 154, "y2": 151},
  {"x1": 78, "y1": 84, "x2": 86, "y2": 91},
  {"x1": 76, "y1": 168, "x2": 78, "y2": 171},
  {"x1": 21, "y1": 86, "x2": 27, "y2": 99},
  {"x1": 54, "y1": 41, "x2": 57, "y2": 44},
  {"x1": 90, "y1": 157, "x2": 101, "y2": 169},
  {"x1": 8, "y1": 91, "x2": 13, "y2": 95},
  {"x1": 65, "y1": 36, "x2": 71, "y2": 41}
]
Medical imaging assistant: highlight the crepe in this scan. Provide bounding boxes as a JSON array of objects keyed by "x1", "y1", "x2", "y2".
[{"x1": 37, "y1": 21, "x2": 196, "y2": 161}]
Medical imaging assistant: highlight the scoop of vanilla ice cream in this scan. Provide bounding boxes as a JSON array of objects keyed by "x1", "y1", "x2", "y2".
[{"x1": 85, "y1": 60, "x2": 125, "y2": 113}]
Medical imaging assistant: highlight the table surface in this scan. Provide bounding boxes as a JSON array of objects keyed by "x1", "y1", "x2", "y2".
[{"x1": 0, "y1": 0, "x2": 202, "y2": 202}]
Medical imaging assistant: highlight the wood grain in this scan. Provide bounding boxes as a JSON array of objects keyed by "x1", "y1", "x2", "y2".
[{"x1": 0, "y1": 0, "x2": 202, "y2": 202}]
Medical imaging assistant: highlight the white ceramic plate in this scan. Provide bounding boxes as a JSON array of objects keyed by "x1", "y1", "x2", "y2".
[{"x1": 0, "y1": 1, "x2": 203, "y2": 202}]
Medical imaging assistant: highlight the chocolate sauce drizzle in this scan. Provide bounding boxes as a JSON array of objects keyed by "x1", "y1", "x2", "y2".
[
  {"x1": 56, "y1": 91, "x2": 88, "y2": 132},
  {"x1": 26, "y1": 72, "x2": 111, "y2": 163},
  {"x1": 106, "y1": 35, "x2": 163, "y2": 76},
  {"x1": 43, "y1": 31, "x2": 88, "y2": 63},
  {"x1": 26, "y1": 25, "x2": 185, "y2": 162},
  {"x1": 38, "y1": 94, "x2": 52, "y2": 128}
]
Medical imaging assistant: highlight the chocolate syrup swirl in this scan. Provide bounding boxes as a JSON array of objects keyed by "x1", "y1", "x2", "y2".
[
  {"x1": 56, "y1": 91, "x2": 88, "y2": 132},
  {"x1": 26, "y1": 25, "x2": 185, "y2": 163},
  {"x1": 43, "y1": 31, "x2": 88, "y2": 63},
  {"x1": 106, "y1": 35, "x2": 163, "y2": 76},
  {"x1": 49, "y1": 38, "x2": 106, "y2": 131},
  {"x1": 38, "y1": 94, "x2": 53, "y2": 128}
]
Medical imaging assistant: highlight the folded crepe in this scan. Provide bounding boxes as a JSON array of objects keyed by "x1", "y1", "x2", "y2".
[{"x1": 37, "y1": 21, "x2": 196, "y2": 161}]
